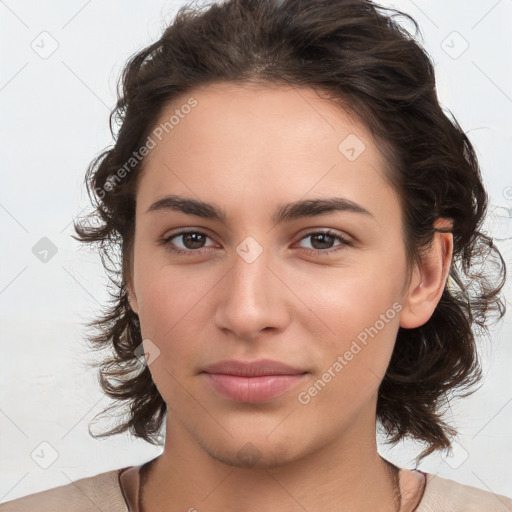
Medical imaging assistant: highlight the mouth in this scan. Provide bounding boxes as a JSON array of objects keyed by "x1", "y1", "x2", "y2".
[{"x1": 200, "y1": 359, "x2": 309, "y2": 403}]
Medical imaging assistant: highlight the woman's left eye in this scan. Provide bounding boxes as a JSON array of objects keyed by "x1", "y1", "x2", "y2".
[
  {"x1": 296, "y1": 230, "x2": 351, "y2": 254},
  {"x1": 159, "y1": 229, "x2": 351, "y2": 256}
]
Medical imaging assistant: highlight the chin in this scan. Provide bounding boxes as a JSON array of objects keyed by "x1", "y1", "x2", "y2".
[{"x1": 196, "y1": 432, "x2": 301, "y2": 470}]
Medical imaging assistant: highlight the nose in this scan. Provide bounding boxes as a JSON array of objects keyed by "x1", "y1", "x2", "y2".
[{"x1": 214, "y1": 245, "x2": 291, "y2": 341}]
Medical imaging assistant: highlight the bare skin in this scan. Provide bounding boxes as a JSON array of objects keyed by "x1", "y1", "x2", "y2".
[{"x1": 127, "y1": 82, "x2": 453, "y2": 512}]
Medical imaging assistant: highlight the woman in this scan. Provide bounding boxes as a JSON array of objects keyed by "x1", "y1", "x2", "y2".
[{"x1": 2, "y1": 0, "x2": 510, "y2": 510}]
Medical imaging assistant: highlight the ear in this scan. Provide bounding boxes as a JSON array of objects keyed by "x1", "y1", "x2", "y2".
[{"x1": 399, "y1": 218, "x2": 453, "y2": 329}]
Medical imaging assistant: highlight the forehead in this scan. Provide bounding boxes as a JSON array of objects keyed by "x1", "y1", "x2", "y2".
[
  {"x1": 136, "y1": 82, "x2": 399, "y2": 226},
  {"x1": 144, "y1": 81, "x2": 377, "y2": 165}
]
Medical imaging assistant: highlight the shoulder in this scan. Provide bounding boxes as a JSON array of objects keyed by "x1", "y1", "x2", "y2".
[
  {"x1": 0, "y1": 468, "x2": 128, "y2": 512},
  {"x1": 417, "y1": 472, "x2": 512, "y2": 511}
]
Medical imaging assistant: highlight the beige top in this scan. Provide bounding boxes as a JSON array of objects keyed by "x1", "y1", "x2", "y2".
[{"x1": 1, "y1": 457, "x2": 511, "y2": 511}]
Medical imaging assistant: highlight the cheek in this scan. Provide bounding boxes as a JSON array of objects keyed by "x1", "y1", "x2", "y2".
[
  {"x1": 289, "y1": 253, "x2": 405, "y2": 403},
  {"x1": 134, "y1": 242, "x2": 207, "y2": 317},
  {"x1": 294, "y1": 276, "x2": 401, "y2": 427},
  {"x1": 133, "y1": 264, "x2": 207, "y2": 403},
  {"x1": 292, "y1": 255, "x2": 404, "y2": 344},
  {"x1": 133, "y1": 256, "x2": 239, "y2": 392}
]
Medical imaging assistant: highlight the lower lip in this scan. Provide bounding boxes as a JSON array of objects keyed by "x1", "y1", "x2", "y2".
[{"x1": 202, "y1": 373, "x2": 307, "y2": 403}]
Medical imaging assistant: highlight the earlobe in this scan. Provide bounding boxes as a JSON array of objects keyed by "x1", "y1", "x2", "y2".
[{"x1": 399, "y1": 219, "x2": 453, "y2": 329}]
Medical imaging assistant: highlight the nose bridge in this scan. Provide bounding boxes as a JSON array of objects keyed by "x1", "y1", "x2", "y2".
[
  {"x1": 214, "y1": 237, "x2": 286, "y2": 338},
  {"x1": 228, "y1": 239, "x2": 271, "y2": 310}
]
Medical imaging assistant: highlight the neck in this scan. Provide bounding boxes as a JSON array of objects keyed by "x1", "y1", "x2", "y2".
[{"x1": 142, "y1": 409, "x2": 400, "y2": 512}]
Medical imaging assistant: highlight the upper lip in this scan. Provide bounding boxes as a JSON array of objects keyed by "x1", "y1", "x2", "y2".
[{"x1": 201, "y1": 359, "x2": 307, "y2": 377}]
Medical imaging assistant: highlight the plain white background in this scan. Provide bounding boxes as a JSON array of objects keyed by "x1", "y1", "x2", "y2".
[{"x1": 1, "y1": 0, "x2": 511, "y2": 503}]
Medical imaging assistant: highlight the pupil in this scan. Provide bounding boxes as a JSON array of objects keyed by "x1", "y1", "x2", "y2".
[
  {"x1": 312, "y1": 233, "x2": 333, "y2": 250},
  {"x1": 184, "y1": 233, "x2": 204, "y2": 249}
]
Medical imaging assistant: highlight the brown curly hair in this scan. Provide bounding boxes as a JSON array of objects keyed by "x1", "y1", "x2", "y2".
[{"x1": 73, "y1": 0, "x2": 507, "y2": 460}]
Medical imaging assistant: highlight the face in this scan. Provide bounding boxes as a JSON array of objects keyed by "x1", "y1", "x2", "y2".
[{"x1": 127, "y1": 82, "x2": 419, "y2": 468}]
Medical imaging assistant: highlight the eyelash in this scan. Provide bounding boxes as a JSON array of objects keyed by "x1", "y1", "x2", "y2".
[{"x1": 158, "y1": 229, "x2": 352, "y2": 256}]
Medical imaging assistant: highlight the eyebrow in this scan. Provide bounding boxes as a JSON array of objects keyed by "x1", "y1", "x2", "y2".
[{"x1": 146, "y1": 194, "x2": 374, "y2": 224}]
